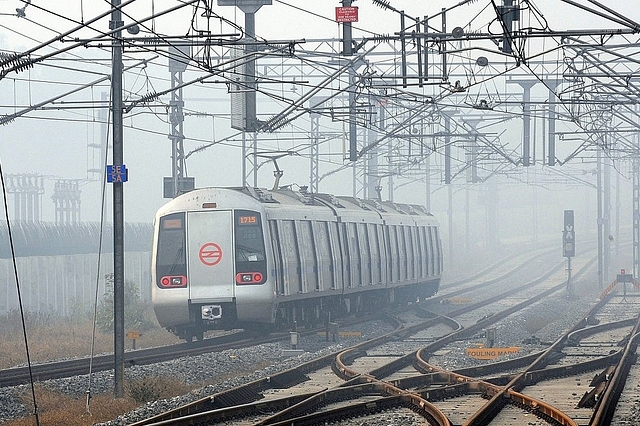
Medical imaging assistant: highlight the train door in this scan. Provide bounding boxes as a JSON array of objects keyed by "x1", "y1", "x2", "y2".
[
  {"x1": 427, "y1": 227, "x2": 436, "y2": 276},
  {"x1": 278, "y1": 220, "x2": 302, "y2": 295},
  {"x1": 357, "y1": 223, "x2": 371, "y2": 286},
  {"x1": 434, "y1": 227, "x2": 443, "y2": 274},
  {"x1": 328, "y1": 222, "x2": 344, "y2": 290},
  {"x1": 269, "y1": 220, "x2": 285, "y2": 295},
  {"x1": 347, "y1": 223, "x2": 361, "y2": 287},
  {"x1": 297, "y1": 220, "x2": 318, "y2": 293},
  {"x1": 186, "y1": 210, "x2": 235, "y2": 301},
  {"x1": 312, "y1": 221, "x2": 332, "y2": 292}
]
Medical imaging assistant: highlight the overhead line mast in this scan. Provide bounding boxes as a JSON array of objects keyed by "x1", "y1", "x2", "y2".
[{"x1": 110, "y1": 0, "x2": 125, "y2": 399}]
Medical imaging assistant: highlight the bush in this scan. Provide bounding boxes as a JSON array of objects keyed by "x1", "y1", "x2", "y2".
[
  {"x1": 0, "y1": 310, "x2": 59, "y2": 338},
  {"x1": 96, "y1": 274, "x2": 156, "y2": 334},
  {"x1": 125, "y1": 375, "x2": 191, "y2": 403}
]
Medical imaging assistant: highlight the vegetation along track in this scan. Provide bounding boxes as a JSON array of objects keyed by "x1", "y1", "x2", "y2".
[
  {"x1": 0, "y1": 319, "x2": 377, "y2": 388},
  {"x1": 116, "y1": 249, "x2": 624, "y2": 425}
]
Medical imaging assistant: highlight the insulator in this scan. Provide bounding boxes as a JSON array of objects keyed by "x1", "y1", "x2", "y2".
[
  {"x1": 0, "y1": 115, "x2": 15, "y2": 125},
  {"x1": 140, "y1": 92, "x2": 159, "y2": 103}
]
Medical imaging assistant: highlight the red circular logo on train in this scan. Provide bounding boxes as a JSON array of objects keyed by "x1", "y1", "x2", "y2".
[{"x1": 199, "y1": 242, "x2": 223, "y2": 266}]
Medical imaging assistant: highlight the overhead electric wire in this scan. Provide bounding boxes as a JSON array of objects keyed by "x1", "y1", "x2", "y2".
[
  {"x1": 4, "y1": 0, "x2": 640, "y2": 195},
  {"x1": 1, "y1": 0, "x2": 200, "y2": 78},
  {"x1": 85, "y1": 85, "x2": 112, "y2": 415},
  {"x1": 0, "y1": 152, "x2": 40, "y2": 426},
  {"x1": 0, "y1": 57, "x2": 152, "y2": 125},
  {"x1": 0, "y1": 0, "x2": 139, "y2": 75},
  {"x1": 558, "y1": 0, "x2": 640, "y2": 31}
]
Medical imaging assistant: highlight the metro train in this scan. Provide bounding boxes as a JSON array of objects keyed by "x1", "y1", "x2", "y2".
[{"x1": 152, "y1": 186, "x2": 443, "y2": 341}]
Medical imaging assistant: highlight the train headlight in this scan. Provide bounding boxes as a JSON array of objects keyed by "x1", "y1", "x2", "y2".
[
  {"x1": 235, "y1": 272, "x2": 265, "y2": 285},
  {"x1": 159, "y1": 275, "x2": 187, "y2": 288}
]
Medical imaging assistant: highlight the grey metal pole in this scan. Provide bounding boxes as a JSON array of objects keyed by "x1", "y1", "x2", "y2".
[
  {"x1": 597, "y1": 147, "x2": 603, "y2": 289},
  {"x1": 110, "y1": 0, "x2": 125, "y2": 398},
  {"x1": 448, "y1": 184, "x2": 453, "y2": 268},
  {"x1": 342, "y1": 0, "x2": 353, "y2": 56},
  {"x1": 604, "y1": 141, "x2": 611, "y2": 283},
  {"x1": 516, "y1": 81, "x2": 536, "y2": 166},
  {"x1": 633, "y1": 155, "x2": 640, "y2": 279},
  {"x1": 547, "y1": 82, "x2": 557, "y2": 165}
]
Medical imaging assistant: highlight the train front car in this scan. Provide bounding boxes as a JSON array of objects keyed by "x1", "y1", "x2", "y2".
[{"x1": 152, "y1": 188, "x2": 275, "y2": 341}]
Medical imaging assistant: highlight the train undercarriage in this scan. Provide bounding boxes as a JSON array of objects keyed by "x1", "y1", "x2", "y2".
[{"x1": 172, "y1": 280, "x2": 440, "y2": 342}]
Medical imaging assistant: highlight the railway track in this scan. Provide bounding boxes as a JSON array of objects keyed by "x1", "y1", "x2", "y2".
[
  {"x1": 112, "y1": 247, "x2": 638, "y2": 426},
  {"x1": 8, "y1": 243, "x2": 637, "y2": 425},
  {"x1": 0, "y1": 246, "x2": 552, "y2": 389},
  {"x1": 0, "y1": 321, "x2": 379, "y2": 389}
]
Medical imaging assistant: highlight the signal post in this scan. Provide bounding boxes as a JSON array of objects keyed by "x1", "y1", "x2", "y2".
[{"x1": 563, "y1": 210, "x2": 575, "y2": 296}]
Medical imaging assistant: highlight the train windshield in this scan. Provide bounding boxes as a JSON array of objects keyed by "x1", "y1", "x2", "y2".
[
  {"x1": 234, "y1": 210, "x2": 267, "y2": 284},
  {"x1": 156, "y1": 212, "x2": 186, "y2": 286}
]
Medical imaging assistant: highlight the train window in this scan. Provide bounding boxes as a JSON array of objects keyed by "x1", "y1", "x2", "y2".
[
  {"x1": 156, "y1": 212, "x2": 186, "y2": 288},
  {"x1": 234, "y1": 210, "x2": 267, "y2": 285}
]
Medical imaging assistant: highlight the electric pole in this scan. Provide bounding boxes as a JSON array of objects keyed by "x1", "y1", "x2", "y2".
[{"x1": 110, "y1": 0, "x2": 125, "y2": 399}]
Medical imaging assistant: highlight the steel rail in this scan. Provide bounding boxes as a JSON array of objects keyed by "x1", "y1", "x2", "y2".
[
  {"x1": 256, "y1": 381, "x2": 450, "y2": 426},
  {"x1": 127, "y1": 314, "x2": 404, "y2": 426},
  {"x1": 398, "y1": 257, "x2": 598, "y2": 425},
  {"x1": 589, "y1": 319, "x2": 640, "y2": 425},
  {"x1": 106, "y1": 251, "x2": 583, "y2": 425},
  {"x1": 459, "y1": 275, "x2": 615, "y2": 425},
  {"x1": 0, "y1": 314, "x2": 381, "y2": 388}
]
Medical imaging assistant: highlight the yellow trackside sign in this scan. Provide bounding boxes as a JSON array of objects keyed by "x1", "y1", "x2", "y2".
[{"x1": 465, "y1": 347, "x2": 520, "y2": 360}]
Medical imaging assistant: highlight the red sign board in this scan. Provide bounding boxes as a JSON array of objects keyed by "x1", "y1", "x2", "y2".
[{"x1": 335, "y1": 6, "x2": 358, "y2": 23}]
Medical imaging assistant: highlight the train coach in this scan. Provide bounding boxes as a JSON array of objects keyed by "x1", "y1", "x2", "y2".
[{"x1": 152, "y1": 186, "x2": 442, "y2": 341}]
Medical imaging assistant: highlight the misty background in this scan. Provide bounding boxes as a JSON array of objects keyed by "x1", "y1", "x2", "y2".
[{"x1": 0, "y1": 1, "x2": 636, "y2": 315}]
